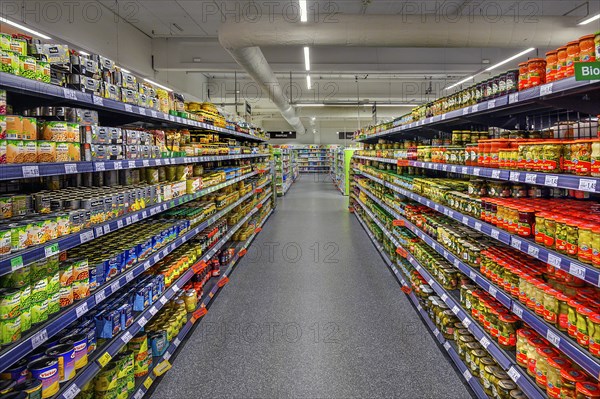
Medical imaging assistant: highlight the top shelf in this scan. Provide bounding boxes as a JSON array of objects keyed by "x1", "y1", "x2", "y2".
[
  {"x1": 0, "y1": 73, "x2": 267, "y2": 143},
  {"x1": 357, "y1": 77, "x2": 600, "y2": 142}
]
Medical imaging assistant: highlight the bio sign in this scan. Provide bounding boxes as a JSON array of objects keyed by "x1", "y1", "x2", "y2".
[{"x1": 575, "y1": 62, "x2": 600, "y2": 80}]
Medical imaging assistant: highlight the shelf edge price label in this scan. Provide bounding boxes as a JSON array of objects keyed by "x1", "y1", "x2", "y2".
[
  {"x1": 540, "y1": 83, "x2": 553, "y2": 96},
  {"x1": 547, "y1": 253, "x2": 562, "y2": 268},
  {"x1": 22, "y1": 165, "x2": 40, "y2": 178},
  {"x1": 138, "y1": 316, "x2": 148, "y2": 327},
  {"x1": 31, "y1": 329, "x2": 48, "y2": 349},
  {"x1": 545, "y1": 175, "x2": 559, "y2": 187},
  {"x1": 474, "y1": 222, "x2": 482, "y2": 231},
  {"x1": 10, "y1": 256, "x2": 23, "y2": 271},
  {"x1": 507, "y1": 366, "x2": 521, "y2": 383},
  {"x1": 64, "y1": 164, "x2": 78, "y2": 174},
  {"x1": 139, "y1": 108, "x2": 146, "y2": 116},
  {"x1": 473, "y1": 168, "x2": 480, "y2": 176},
  {"x1": 569, "y1": 262, "x2": 587, "y2": 280},
  {"x1": 512, "y1": 303, "x2": 524, "y2": 318},
  {"x1": 490, "y1": 229, "x2": 500, "y2": 239},
  {"x1": 443, "y1": 341, "x2": 451, "y2": 351},
  {"x1": 509, "y1": 92, "x2": 519, "y2": 103},
  {"x1": 63, "y1": 384, "x2": 81, "y2": 399},
  {"x1": 472, "y1": 104, "x2": 479, "y2": 113},
  {"x1": 441, "y1": 293, "x2": 448, "y2": 301},
  {"x1": 524, "y1": 173, "x2": 537, "y2": 184},
  {"x1": 63, "y1": 88, "x2": 78, "y2": 100},
  {"x1": 546, "y1": 329, "x2": 561, "y2": 347},
  {"x1": 133, "y1": 390, "x2": 144, "y2": 399},
  {"x1": 98, "y1": 352, "x2": 112, "y2": 367},
  {"x1": 509, "y1": 171, "x2": 520, "y2": 181},
  {"x1": 75, "y1": 302, "x2": 88, "y2": 318},
  {"x1": 527, "y1": 245, "x2": 540, "y2": 257},
  {"x1": 143, "y1": 377, "x2": 153, "y2": 390},
  {"x1": 95, "y1": 162, "x2": 105, "y2": 172},
  {"x1": 489, "y1": 286, "x2": 498, "y2": 298},
  {"x1": 451, "y1": 305, "x2": 459, "y2": 315},
  {"x1": 491, "y1": 170, "x2": 500, "y2": 179},
  {"x1": 124, "y1": 104, "x2": 133, "y2": 112},
  {"x1": 469, "y1": 271, "x2": 477, "y2": 280},
  {"x1": 45, "y1": 243, "x2": 59, "y2": 258},
  {"x1": 579, "y1": 178, "x2": 597, "y2": 192},
  {"x1": 462, "y1": 318, "x2": 472, "y2": 328},
  {"x1": 511, "y1": 238, "x2": 522, "y2": 250},
  {"x1": 479, "y1": 336, "x2": 491, "y2": 349},
  {"x1": 462, "y1": 369, "x2": 472, "y2": 381},
  {"x1": 95, "y1": 290, "x2": 106, "y2": 303},
  {"x1": 92, "y1": 95, "x2": 104, "y2": 106},
  {"x1": 121, "y1": 331, "x2": 133, "y2": 344},
  {"x1": 488, "y1": 99, "x2": 496, "y2": 109}
]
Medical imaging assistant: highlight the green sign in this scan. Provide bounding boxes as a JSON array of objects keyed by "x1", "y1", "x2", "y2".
[
  {"x1": 575, "y1": 62, "x2": 600, "y2": 80},
  {"x1": 10, "y1": 256, "x2": 23, "y2": 270}
]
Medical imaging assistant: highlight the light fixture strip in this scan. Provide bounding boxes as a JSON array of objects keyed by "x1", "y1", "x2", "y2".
[
  {"x1": 144, "y1": 78, "x2": 173, "y2": 92},
  {"x1": 306, "y1": 75, "x2": 312, "y2": 89},
  {"x1": 0, "y1": 17, "x2": 51, "y2": 39},
  {"x1": 299, "y1": 0, "x2": 308, "y2": 22},
  {"x1": 484, "y1": 47, "x2": 535, "y2": 71},
  {"x1": 579, "y1": 13, "x2": 600, "y2": 25},
  {"x1": 304, "y1": 46, "x2": 310, "y2": 71}
]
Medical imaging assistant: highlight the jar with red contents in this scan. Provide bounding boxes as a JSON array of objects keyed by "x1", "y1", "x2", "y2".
[
  {"x1": 580, "y1": 34, "x2": 597, "y2": 63},
  {"x1": 518, "y1": 62, "x2": 529, "y2": 90},
  {"x1": 566, "y1": 41, "x2": 581, "y2": 77},
  {"x1": 482, "y1": 140, "x2": 492, "y2": 166},
  {"x1": 497, "y1": 314, "x2": 519, "y2": 349},
  {"x1": 576, "y1": 381, "x2": 600, "y2": 399},
  {"x1": 527, "y1": 58, "x2": 546, "y2": 87},
  {"x1": 546, "y1": 50, "x2": 558, "y2": 83}
]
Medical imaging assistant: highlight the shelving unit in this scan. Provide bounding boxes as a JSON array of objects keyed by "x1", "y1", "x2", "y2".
[
  {"x1": 293, "y1": 145, "x2": 331, "y2": 173},
  {"x1": 274, "y1": 148, "x2": 293, "y2": 196},
  {"x1": 331, "y1": 148, "x2": 357, "y2": 196}
]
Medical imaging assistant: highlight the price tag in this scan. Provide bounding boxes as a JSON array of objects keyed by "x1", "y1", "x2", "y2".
[
  {"x1": 579, "y1": 178, "x2": 597, "y2": 192},
  {"x1": 443, "y1": 341, "x2": 451, "y2": 350},
  {"x1": 143, "y1": 378, "x2": 153, "y2": 390},
  {"x1": 522, "y1": 173, "x2": 538, "y2": 184},
  {"x1": 488, "y1": 99, "x2": 496, "y2": 109},
  {"x1": 125, "y1": 272, "x2": 133, "y2": 283},
  {"x1": 433, "y1": 329, "x2": 440, "y2": 337},
  {"x1": 110, "y1": 281, "x2": 120, "y2": 293},
  {"x1": 117, "y1": 220, "x2": 123, "y2": 229},
  {"x1": 441, "y1": 293, "x2": 448, "y2": 301},
  {"x1": 95, "y1": 162, "x2": 105, "y2": 172},
  {"x1": 60, "y1": 384, "x2": 83, "y2": 399},
  {"x1": 474, "y1": 222, "x2": 482, "y2": 231},
  {"x1": 101, "y1": 224, "x2": 111, "y2": 235},
  {"x1": 447, "y1": 210, "x2": 454, "y2": 218},
  {"x1": 463, "y1": 318, "x2": 472, "y2": 328},
  {"x1": 79, "y1": 229, "x2": 95, "y2": 243},
  {"x1": 472, "y1": 104, "x2": 479, "y2": 113},
  {"x1": 138, "y1": 316, "x2": 148, "y2": 327},
  {"x1": 114, "y1": 162, "x2": 122, "y2": 170},
  {"x1": 462, "y1": 108, "x2": 469, "y2": 116},
  {"x1": 121, "y1": 331, "x2": 133, "y2": 344},
  {"x1": 569, "y1": 263, "x2": 587, "y2": 280},
  {"x1": 151, "y1": 110, "x2": 158, "y2": 118},
  {"x1": 92, "y1": 95, "x2": 104, "y2": 106},
  {"x1": 527, "y1": 246, "x2": 540, "y2": 257},
  {"x1": 10, "y1": 256, "x2": 23, "y2": 271},
  {"x1": 463, "y1": 369, "x2": 472, "y2": 381},
  {"x1": 479, "y1": 336, "x2": 491, "y2": 349},
  {"x1": 148, "y1": 306, "x2": 158, "y2": 316},
  {"x1": 451, "y1": 306, "x2": 459, "y2": 315},
  {"x1": 545, "y1": 175, "x2": 558, "y2": 187},
  {"x1": 95, "y1": 290, "x2": 106, "y2": 303},
  {"x1": 491, "y1": 229, "x2": 500, "y2": 239},
  {"x1": 95, "y1": 226, "x2": 104, "y2": 237},
  {"x1": 45, "y1": 243, "x2": 59, "y2": 258},
  {"x1": 441, "y1": 114, "x2": 446, "y2": 120},
  {"x1": 469, "y1": 271, "x2": 477, "y2": 280},
  {"x1": 31, "y1": 329, "x2": 48, "y2": 349},
  {"x1": 134, "y1": 391, "x2": 144, "y2": 399},
  {"x1": 508, "y1": 92, "x2": 519, "y2": 103},
  {"x1": 540, "y1": 83, "x2": 553, "y2": 96},
  {"x1": 22, "y1": 165, "x2": 40, "y2": 178},
  {"x1": 546, "y1": 330, "x2": 561, "y2": 347},
  {"x1": 547, "y1": 253, "x2": 562, "y2": 267},
  {"x1": 64, "y1": 164, "x2": 78, "y2": 174},
  {"x1": 124, "y1": 104, "x2": 133, "y2": 112},
  {"x1": 173, "y1": 337, "x2": 181, "y2": 347},
  {"x1": 512, "y1": 303, "x2": 524, "y2": 318},
  {"x1": 511, "y1": 238, "x2": 522, "y2": 250},
  {"x1": 491, "y1": 170, "x2": 500, "y2": 179},
  {"x1": 142, "y1": 160, "x2": 150, "y2": 167},
  {"x1": 473, "y1": 168, "x2": 480, "y2": 176},
  {"x1": 139, "y1": 108, "x2": 146, "y2": 116},
  {"x1": 98, "y1": 352, "x2": 112, "y2": 367},
  {"x1": 75, "y1": 302, "x2": 88, "y2": 318},
  {"x1": 159, "y1": 296, "x2": 167, "y2": 305},
  {"x1": 489, "y1": 286, "x2": 497, "y2": 298},
  {"x1": 164, "y1": 351, "x2": 172, "y2": 361},
  {"x1": 507, "y1": 366, "x2": 521, "y2": 382},
  {"x1": 63, "y1": 88, "x2": 78, "y2": 100}
]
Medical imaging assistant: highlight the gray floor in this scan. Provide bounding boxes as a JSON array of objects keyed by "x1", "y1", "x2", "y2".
[{"x1": 151, "y1": 175, "x2": 473, "y2": 399}]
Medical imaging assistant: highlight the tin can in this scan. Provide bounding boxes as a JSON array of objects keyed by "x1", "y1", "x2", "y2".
[
  {"x1": 58, "y1": 334, "x2": 87, "y2": 370},
  {"x1": 14, "y1": 379, "x2": 43, "y2": 399},
  {"x1": 45, "y1": 344, "x2": 75, "y2": 382},
  {"x1": 27, "y1": 357, "x2": 59, "y2": 398}
]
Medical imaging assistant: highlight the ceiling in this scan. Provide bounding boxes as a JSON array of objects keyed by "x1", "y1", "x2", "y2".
[{"x1": 102, "y1": 0, "x2": 600, "y2": 129}]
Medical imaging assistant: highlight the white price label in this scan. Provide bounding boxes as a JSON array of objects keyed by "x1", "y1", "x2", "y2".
[
  {"x1": 525, "y1": 173, "x2": 537, "y2": 184},
  {"x1": 124, "y1": 104, "x2": 133, "y2": 112},
  {"x1": 451, "y1": 166, "x2": 457, "y2": 173},
  {"x1": 148, "y1": 306, "x2": 158, "y2": 316},
  {"x1": 31, "y1": 329, "x2": 48, "y2": 349},
  {"x1": 472, "y1": 104, "x2": 479, "y2": 113},
  {"x1": 143, "y1": 160, "x2": 150, "y2": 167},
  {"x1": 22, "y1": 165, "x2": 39, "y2": 178},
  {"x1": 121, "y1": 331, "x2": 133, "y2": 344},
  {"x1": 512, "y1": 303, "x2": 524, "y2": 318},
  {"x1": 511, "y1": 238, "x2": 522, "y2": 250},
  {"x1": 64, "y1": 164, "x2": 78, "y2": 174},
  {"x1": 63, "y1": 88, "x2": 78, "y2": 100},
  {"x1": 469, "y1": 271, "x2": 477, "y2": 280},
  {"x1": 479, "y1": 336, "x2": 491, "y2": 349},
  {"x1": 117, "y1": 220, "x2": 123, "y2": 229},
  {"x1": 434, "y1": 204, "x2": 439, "y2": 211},
  {"x1": 441, "y1": 114, "x2": 446, "y2": 120},
  {"x1": 489, "y1": 286, "x2": 497, "y2": 298},
  {"x1": 131, "y1": 214, "x2": 139, "y2": 223},
  {"x1": 447, "y1": 210, "x2": 454, "y2": 218},
  {"x1": 138, "y1": 316, "x2": 148, "y2": 327},
  {"x1": 463, "y1": 370, "x2": 472, "y2": 381},
  {"x1": 488, "y1": 99, "x2": 496, "y2": 109},
  {"x1": 110, "y1": 281, "x2": 120, "y2": 293},
  {"x1": 134, "y1": 391, "x2": 144, "y2": 399},
  {"x1": 92, "y1": 95, "x2": 104, "y2": 106},
  {"x1": 547, "y1": 253, "x2": 562, "y2": 267},
  {"x1": 451, "y1": 306, "x2": 459, "y2": 315},
  {"x1": 156, "y1": 159, "x2": 163, "y2": 166},
  {"x1": 153, "y1": 254, "x2": 160, "y2": 264},
  {"x1": 509, "y1": 171, "x2": 520, "y2": 181},
  {"x1": 159, "y1": 296, "x2": 168, "y2": 305},
  {"x1": 95, "y1": 162, "x2": 105, "y2": 171},
  {"x1": 441, "y1": 293, "x2": 448, "y2": 301},
  {"x1": 79, "y1": 230, "x2": 94, "y2": 244},
  {"x1": 44, "y1": 244, "x2": 59, "y2": 258},
  {"x1": 95, "y1": 227, "x2": 104, "y2": 237},
  {"x1": 569, "y1": 263, "x2": 587, "y2": 280},
  {"x1": 114, "y1": 162, "x2": 122, "y2": 170},
  {"x1": 491, "y1": 229, "x2": 500, "y2": 239},
  {"x1": 462, "y1": 107, "x2": 469, "y2": 115},
  {"x1": 474, "y1": 222, "x2": 482, "y2": 231},
  {"x1": 546, "y1": 330, "x2": 561, "y2": 347},
  {"x1": 95, "y1": 290, "x2": 106, "y2": 303},
  {"x1": 139, "y1": 108, "x2": 146, "y2": 116},
  {"x1": 507, "y1": 366, "x2": 521, "y2": 383},
  {"x1": 128, "y1": 161, "x2": 136, "y2": 169},
  {"x1": 527, "y1": 246, "x2": 540, "y2": 257},
  {"x1": 143, "y1": 261, "x2": 151, "y2": 270},
  {"x1": 462, "y1": 216, "x2": 468, "y2": 224},
  {"x1": 473, "y1": 168, "x2": 480, "y2": 176},
  {"x1": 125, "y1": 272, "x2": 134, "y2": 283},
  {"x1": 75, "y1": 302, "x2": 88, "y2": 318},
  {"x1": 434, "y1": 329, "x2": 440, "y2": 337},
  {"x1": 545, "y1": 175, "x2": 558, "y2": 187},
  {"x1": 540, "y1": 83, "x2": 553, "y2": 96},
  {"x1": 579, "y1": 178, "x2": 597, "y2": 192},
  {"x1": 491, "y1": 170, "x2": 500, "y2": 179},
  {"x1": 463, "y1": 318, "x2": 472, "y2": 328},
  {"x1": 173, "y1": 337, "x2": 181, "y2": 347},
  {"x1": 509, "y1": 92, "x2": 519, "y2": 103},
  {"x1": 443, "y1": 341, "x2": 451, "y2": 350},
  {"x1": 62, "y1": 384, "x2": 81, "y2": 399},
  {"x1": 151, "y1": 110, "x2": 158, "y2": 118}
]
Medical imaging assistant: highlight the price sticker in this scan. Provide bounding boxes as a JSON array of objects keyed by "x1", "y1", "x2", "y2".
[
  {"x1": 124, "y1": 104, "x2": 133, "y2": 112},
  {"x1": 441, "y1": 293, "x2": 448, "y2": 301},
  {"x1": 462, "y1": 107, "x2": 469, "y2": 116},
  {"x1": 113, "y1": 162, "x2": 122, "y2": 170},
  {"x1": 474, "y1": 222, "x2": 482, "y2": 231},
  {"x1": 473, "y1": 168, "x2": 480, "y2": 176},
  {"x1": 151, "y1": 110, "x2": 158, "y2": 118},
  {"x1": 110, "y1": 281, "x2": 120, "y2": 293},
  {"x1": 79, "y1": 230, "x2": 94, "y2": 244},
  {"x1": 569, "y1": 263, "x2": 587, "y2": 280},
  {"x1": 75, "y1": 302, "x2": 88, "y2": 318},
  {"x1": 159, "y1": 296, "x2": 168, "y2": 305},
  {"x1": 545, "y1": 175, "x2": 558, "y2": 187},
  {"x1": 98, "y1": 352, "x2": 112, "y2": 367},
  {"x1": 447, "y1": 210, "x2": 454, "y2": 218},
  {"x1": 95, "y1": 290, "x2": 106, "y2": 303},
  {"x1": 441, "y1": 114, "x2": 446, "y2": 120},
  {"x1": 45, "y1": 243, "x2": 59, "y2": 258},
  {"x1": 143, "y1": 378, "x2": 153, "y2": 390},
  {"x1": 461, "y1": 216, "x2": 468, "y2": 225},
  {"x1": 472, "y1": 104, "x2": 479, "y2": 113},
  {"x1": 489, "y1": 286, "x2": 498, "y2": 298},
  {"x1": 540, "y1": 83, "x2": 553, "y2": 96},
  {"x1": 546, "y1": 330, "x2": 561, "y2": 347},
  {"x1": 65, "y1": 164, "x2": 78, "y2": 174},
  {"x1": 142, "y1": 160, "x2": 150, "y2": 167},
  {"x1": 148, "y1": 306, "x2": 158, "y2": 316},
  {"x1": 488, "y1": 99, "x2": 496, "y2": 109},
  {"x1": 547, "y1": 253, "x2": 562, "y2": 267},
  {"x1": 442, "y1": 165, "x2": 448, "y2": 171},
  {"x1": 92, "y1": 95, "x2": 104, "y2": 106},
  {"x1": 10, "y1": 256, "x2": 23, "y2": 271},
  {"x1": 95, "y1": 227, "x2": 104, "y2": 237},
  {"x1": 133, "y1": 391, "x2": 144, "y2": 399},
  {"x1": 512, "y1": 303, "x2": 524, "y2": 318},
  {"x1": 491, "y1": 229, "x2": 500, "y2": 239},
  {"x1": 63, "y1": 384, "x2": 81, "y2": 399},
  {"x1": 164, "y1": 351, "x2": 172, "y2": 361},
  {"x1": 463, "y1": 370, "x2": 472, "y2": 381},
  {"x1": 463, "y1": 318, "x2": 472, "y2": 328},
  {"x1": 139, "y1": 108, "x2": 146, "y2": 116},
  {"x1": 491, "y1": 170, "x2": 500, "y2": 179},
  {"x1": 31, "y1": 329, "x2": 48, "y2": 349},
  {"x1": 138, "y1": 316, "x2": 148, "y2": 327},
  {"x1": 511, "y1": 238, "x2": 522, "y2": 250},
  {"x1": 173, "y1": 337, "x2": 181, "y2": 347},
  {"x1": 469, "y1": 271, "x2": 477, "y2": 280},
  {"x1": 22, "y1": 165, "x2": 40, "y2": 178},
  {"x1": 125, "y1": 272, "x2": 133, "y2": 283},
  {"x1": 128, "y1": 161, "x2": 136, "y2": 169},
  {"x1": 121, "y1": 331, "x2": 133, "y2": 344},
  {"x1": 523, "y1": 173, "x2": 538, "y2": 184},
  {"x1": 433, "y1": 329, "x2": 440, "y2": 337},
  {"x1": 95, "y1": 162, "x2": 105, "y2": 171},
  {"x1": 508, "y1": 171, "x2": 519, "y2": 181},
  {"x1": 103, "y1": 224, "x2": 111, "y2": 235},
  {"x1": 579, "y1": 178, "x2": 597, "y2": 192},
  {"x1": 508, "y1": 92, "x2": 519, "y2": 103},
  {"x1": 451, "y1": 306, "x2": 460, "y2": 315},
  {"x1": 443, "y1": 341, "x2": 451, "y2": 350},
  {"x1": 479, "y1": 336, "x2": 491, "y2": 349},
  {"x1": 63, "y1": 88, "x2": 78, "y2": 100},
  {"x1": 507, "y1": 366, "x2": 521, "y2": 382},
  {"x1": 117, "y1": 220, "x2": 123, "y2": 229},
  {"x1": 526, "y1": 245, "x2": 539, "y2": 257}
]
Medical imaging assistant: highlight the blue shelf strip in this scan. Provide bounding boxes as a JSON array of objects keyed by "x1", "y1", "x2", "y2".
[
  {"x1": 0, "y1": 73, "x2": 267, "y2": 143},
  {"x1": 0, "y1": 171, "x2": 263, "y2": 277},
  {"x1": 355, "y1": 76, "x2": 600, "y2": 142},
  {"x1": 354, "y1": 182, "x2": 600, "y2": 384},
  {"x1": 353, "y1": 210, "x2": 489, "y2": 399},
  {"x1": 129, "y1": 209, "x2": 274, "y2": 399},
  {"x1": 0, "y1": 179, "x2": 272, "y2": 374},
  {"x1": 354, "y1": 197, "x2": 544, "y2": 399},
  {"x1": 55, "y1": 192, "x2": 272, "y2": 399},
  {"x1": 353, "y1": 155, "x2": 600, "y2": 194},
  {"x1": 358, "y1": 168, "x2": 600, "y2": 288}
]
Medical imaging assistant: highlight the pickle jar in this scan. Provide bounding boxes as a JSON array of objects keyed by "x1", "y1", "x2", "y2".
[
  {"x1": 527, "y1": 337, "x2": 549, "y2": 377},
  {"x1": 576, "y1": 381, "x2": 600, "y2": 399},
  {"x1": 464, "y1": 341, "x2": 481, "y2": 367},
  {"x1": 593, "y1": 226, "x2": 600, "y2": 268},
  {"x1": 496, "y1": 380, "x2": 518, "y2": 399},
  {"x1": 509, "y1": 389, "x2": 527, "y2": 399},
  {"x1": 557, "y1": 293, "x2": 570, "y2": 332},
  {"x1": 480, "y1": 362, "x2": 497, "y2": 397},
  {"x1": 458, "y1": 334, "x2": 475, "y2": 358},
  {"x1": 498, "y1": 314, "x2": 519, "y2": 350},
  {"x1": 469, "y1": 349, "x2": 487, "y2": 375},
  {"x1": 546, "y1": 356, "x2": 573, "y2": 399},
  {"x1": 535, "y1": 346, "x2": 560, "y2": 389},
  {"x1": 491, "y1": 369, "x2": 510, "y2": 398},
  {"x1": 576, "y1": 306, "x2": 594, "y2": 348},
  {"x1": 578, "y1": 223, "x2": 595, "y2": 264},
  {"x1": 566, "y1": 218, "x2": 579, "y2": 257},
  {"x1": 516, "y1": 329, "x2": 535, "y2": 367},
  {"x1": 543, "y1": 288, "x2": 559, "y2": 324},
  {"x1": 589, "y1": 313, "x2": 600, "y2": 358},
  {"x1": 560, "y1": 369, "x2": 588, "y2": 399}
]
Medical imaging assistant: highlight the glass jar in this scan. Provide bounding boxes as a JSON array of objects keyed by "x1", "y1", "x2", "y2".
[
  {"x1": 547, "y1": 356, "x2": 573, "y2": 399},
  {"x1": 576, "y1": 306, "x2": 594, "y2": 348},
  {"x1": 557, "y1": 293, "x2": 570, "y2": 332},
  {"x1": 546, "y1": 50, "x2": 558, "y2": 83},
  {"x1": 497, "y1": 380, "x2": 518, "y2": 399},
  {"x1": 560, "y1": 369, "x2": 588, "y2": 399},
  {"x1": 518, "y1": 62, "x2": 529, "y2": 90},
  {"x1": 469, "y1": 349, "x2": 487, "y2": 375},
  {"x1": 576, "y1": 381, "x2": 600, "y2": 399},
  {"x1": 527, "y1": 58, "x2": 546, "y2": 87},
  {"x1": 580, "y1": 34, "x2": 597, "y2": 62},
  {"x1": 480, "y1": 362, "x2": 497, "y2": 397},
  {"x1": 545, "y1": 216, "x2": 557, "y2": 248},
  {"x1": 535, "y1": 213, "x2": 547, "y2": 244},
  {"x1": 557, "y1": 46, "x2": 568, "y2": 80},
  {"x1": 578, "y1": 223, "x2": 594, "y2": 264},
  {"x1": 458, "y1": 334, "x2": 475, "y2": 358},
  {"x1": 498, "y1": 314, "x2": 519, "y2": 349},
  {"x1": 592, "y1": 226, "x2": 600, "y2": 268},
  {"x1": 527, "y1": 337, "x2": 549, "y2": 377},
  {"x1": 491, "y1": 369, "x2": 510, "y2": 398},
  {"x1": 543, "y1": 288, "x2": 559, "y2": 324},
  {"x1": 517, "y1": 208, "x2": 536, "y2": 237},
  {"x1": 589, "y1": 313, "x2": 600, "y2": 358},
  {"x1": 535, "y1": 346, "x2": 560, "y2": 389},
  {"x1": 516, "y1": 329, "x2": 535, "y2": 367}
]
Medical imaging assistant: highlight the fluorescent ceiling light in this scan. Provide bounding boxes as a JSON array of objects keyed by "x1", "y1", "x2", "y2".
[
  {"x1": 304, "y1": 46, "x2": 310, "y2": 71},
  {"x1": 296, "y1": 103, "x2": 325, "y2": 107},
  {"x1": 120, "y1": 67, "x2": 131, "y2": 73},
  {"x1": 299, "y1": 0, "x2": 308, "y2": 22},
  {"x1": 579, "y1": 13, "x2": 600, "y2": 25},
  {"x1": 377, "y1": 104, "x2": 418, "y2": 107},
  {"x1": 0, "y1": 17, "x2": 51, "y2": 39},
  {"x1": 144, "y1": 78, "x2": 173, "y2": 92},
  {"x1": 79, "y1": 51, "x2": 90, "y2": 56},
  {"x1": 445, "y1": 75, "x2": 478, "y2": 91},
  {"x1": 485, "y1": 47, "x2": 535, "y2": 71},
  {"x1": 306, "y1": 75, "x2": 312, "y2": 89}
]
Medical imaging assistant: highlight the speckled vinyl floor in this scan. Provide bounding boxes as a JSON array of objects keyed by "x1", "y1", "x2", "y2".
[{"x1": 150, "y1": 175, "x2": 473, "y2": 399}]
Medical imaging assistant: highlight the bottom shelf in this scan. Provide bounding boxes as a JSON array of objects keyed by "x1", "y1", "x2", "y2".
[{"x1": 353, "y1": 210, "x2": 488, "y2": 399}]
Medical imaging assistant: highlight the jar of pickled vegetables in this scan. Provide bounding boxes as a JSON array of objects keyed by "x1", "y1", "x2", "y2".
[
  {"x1": 591, "y1": 141, "x2": 600, "y2": 177},
  {"x1": 546, "y1": 50, "x2": 558, "y2": 82},
  {"x1": 576, "y1": 381, "x2": 600, "y2": 399},
  {"x1": 592, "y1": 226, "x2": 600, "y2": 268},
  {"x1": 547, "y1": 356, "x2": 573, "y2": 399},
  {"x1": 566, "y1": 219, "x2": 580, "y2": 257},
  {"x1": 556, "y1": 217, "x2": 569, "y2": 253},
  {"x1": 458, "y1": 334, "x2": 475, "y2": 358},
  {"x1": 578, "y1": 223, "x2": 594, "y2": 264},
  {"x1": 480, "y1": 362, "x2": 496, "y2": 396},
  {"x1": 516, "y1": 329, "x2": 535, "y2": 367},
  {"x1": 543, "y1": 288, "x2": 559, "y2": 324},
  {"x1": 560, "y1": 369, "x2": 588, "y2": 399},
  {"x1": 535, "y1": 213, "x2": 547, "y2": 244},
  {"x1": 568, "y1": 299, "x2": 585, "y2": 339},
  {"x1": 596, "y1": 32, "x2": 600, "y2": 62},
  {"x1": 545, "y1": 216, "x2": 557, "y2": 248},
  {"x1": 528, "y1": 58, "x2": 546, "y2": 87},
  {"x1": 490, "y1": 369, "x2": 510, "y2": 398},
  {"x1": 566, "y1": 41, "x2": 581, "y2": 77},
  {"x1": 469, "y1": 349, "x2": 487, "y2": 375},
  {"x1": 527, "y1": 337, "x2": 549, "y2": 377},
  {"x1": 535, "y1": 346, "x2": 560, "y2": 389},
  {"x1": 464, "y1": 341, "x2": 481, "y2": 366},
  {"x1": 557, "y1": 46, "x2": 568, "y2": 80},
  {"x1": 496, "y1": 380, "x2": 517, "y2": 399},
  {"x1": 576, "y1": 306, "x2": 594, "y2": 347},
  {"x1": 589, "y1": 313, "x2": 600, "y2": 358},
  {"x1": 572, "y1": 139, "x2": 592, "y2": 176},
  {"x1": 498, "y1": 314, "x2": 519, "y2": 349},
  {"x1": 544, "y1": 142, "x2": 564, "y2": 172}
]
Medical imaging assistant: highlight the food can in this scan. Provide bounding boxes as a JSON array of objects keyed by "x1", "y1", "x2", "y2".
[
  {"x1": 128, "y1": 332, "x2": 149, "y2": 377},
  {"x1": 1, "y1": 392, "x2": 28, "y2": 399},
  {"x1": 0, "y1": 288, "x2": 21, "y2": 319},
  {"x1": 0, "y1": 379, "x2": 15, "y2": 395},
  {"x1": 27, "y1": 357, "x2": 59, "y2": 398},
  {"x1": 45, "y1": 344, "x2": 75, "y2": 383},
  {"x1": 0, "y1": 316, "x2": 21, "y2": 345},
  {"x1": 0, "y1": 358, "x2": 28, "y2": 383},
  {"x1": 95, "y1": 362, "x2": 118, "y2": 393},
  {"x1": 58, "y1": 334, "x2": 87, "y2": 370},
  {"x1": 14, "y1": 379, "x2": 43, "y2": 399}
]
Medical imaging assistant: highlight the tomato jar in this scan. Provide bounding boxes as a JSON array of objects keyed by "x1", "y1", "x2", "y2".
[
  {"x1": 546, "y1": 50, "x2": 558, "y2": 83},
  {"x1": 576, "y1": 382, "x2": 600, "y2": 399},
  {"x1": 560, "y1": 369, "x2": 588, "y2": 399},
  {"x1": 589, "y1": 313, "x2": 600, "y2": 357},
  {"x1": 527, "y1": 58, "x2": 546, "y2": 87},
  {"x1": 546, "y1": 357, "x2": 573, "y2": 398},
  {"x1": 535, "y1": 346, "x2": 560, "y2": 389},
  {"x1": 580, "y1": 34, "x2": 596, "y2": 63},
  {"x1": 566, "y1": 41, "x2": 580, "y2": 77},
  {"x1": 557, "y1": 46, "x2": 568, "y2": 80},
  {"x1": 518, "y1": 62, "x2": 529, "y2": 90}
]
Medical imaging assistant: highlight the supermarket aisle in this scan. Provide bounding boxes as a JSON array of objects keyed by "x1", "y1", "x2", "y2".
[{"x1": 151, "y1": 175, "x2": 472, "y2": 399}]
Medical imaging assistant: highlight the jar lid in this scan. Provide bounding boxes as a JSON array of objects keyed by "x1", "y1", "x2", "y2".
[
  {"x1": 498, "y1": 380, "x2": 518, "y2": 391},
  {"x1": 580, "y1": 34, "x2": 596, "y2": 40},
  {"x1": 527, "y1": 337, "x2": 548, "y2": 347},
  {"x1": 499, "y1": 314, "x2": 518, "y2": 323},
  {"x1": 567, "y1": 40, "x2": 580, "y2": 46},
  {"x1": 517, "y1": 329, "x2": 534, "y2": 338},
  {"x1": 545, "y1": 50, "x2": 558, "y2": 56},
  {"x1": 560, "y1": 368, "x2": 588, "y2": 382},
  {"x1": 547, "y1": 356, "x2": 572, "y2": 369},
  {"x1": 576, "y1": 382, "x2": 600, "y2": 397},
  {"x1": 536, "y1": 346, "x2": 560, "y2": 358},
  {"x1": 577, "y1": 306, "x2": 595, "y2": 316}
]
